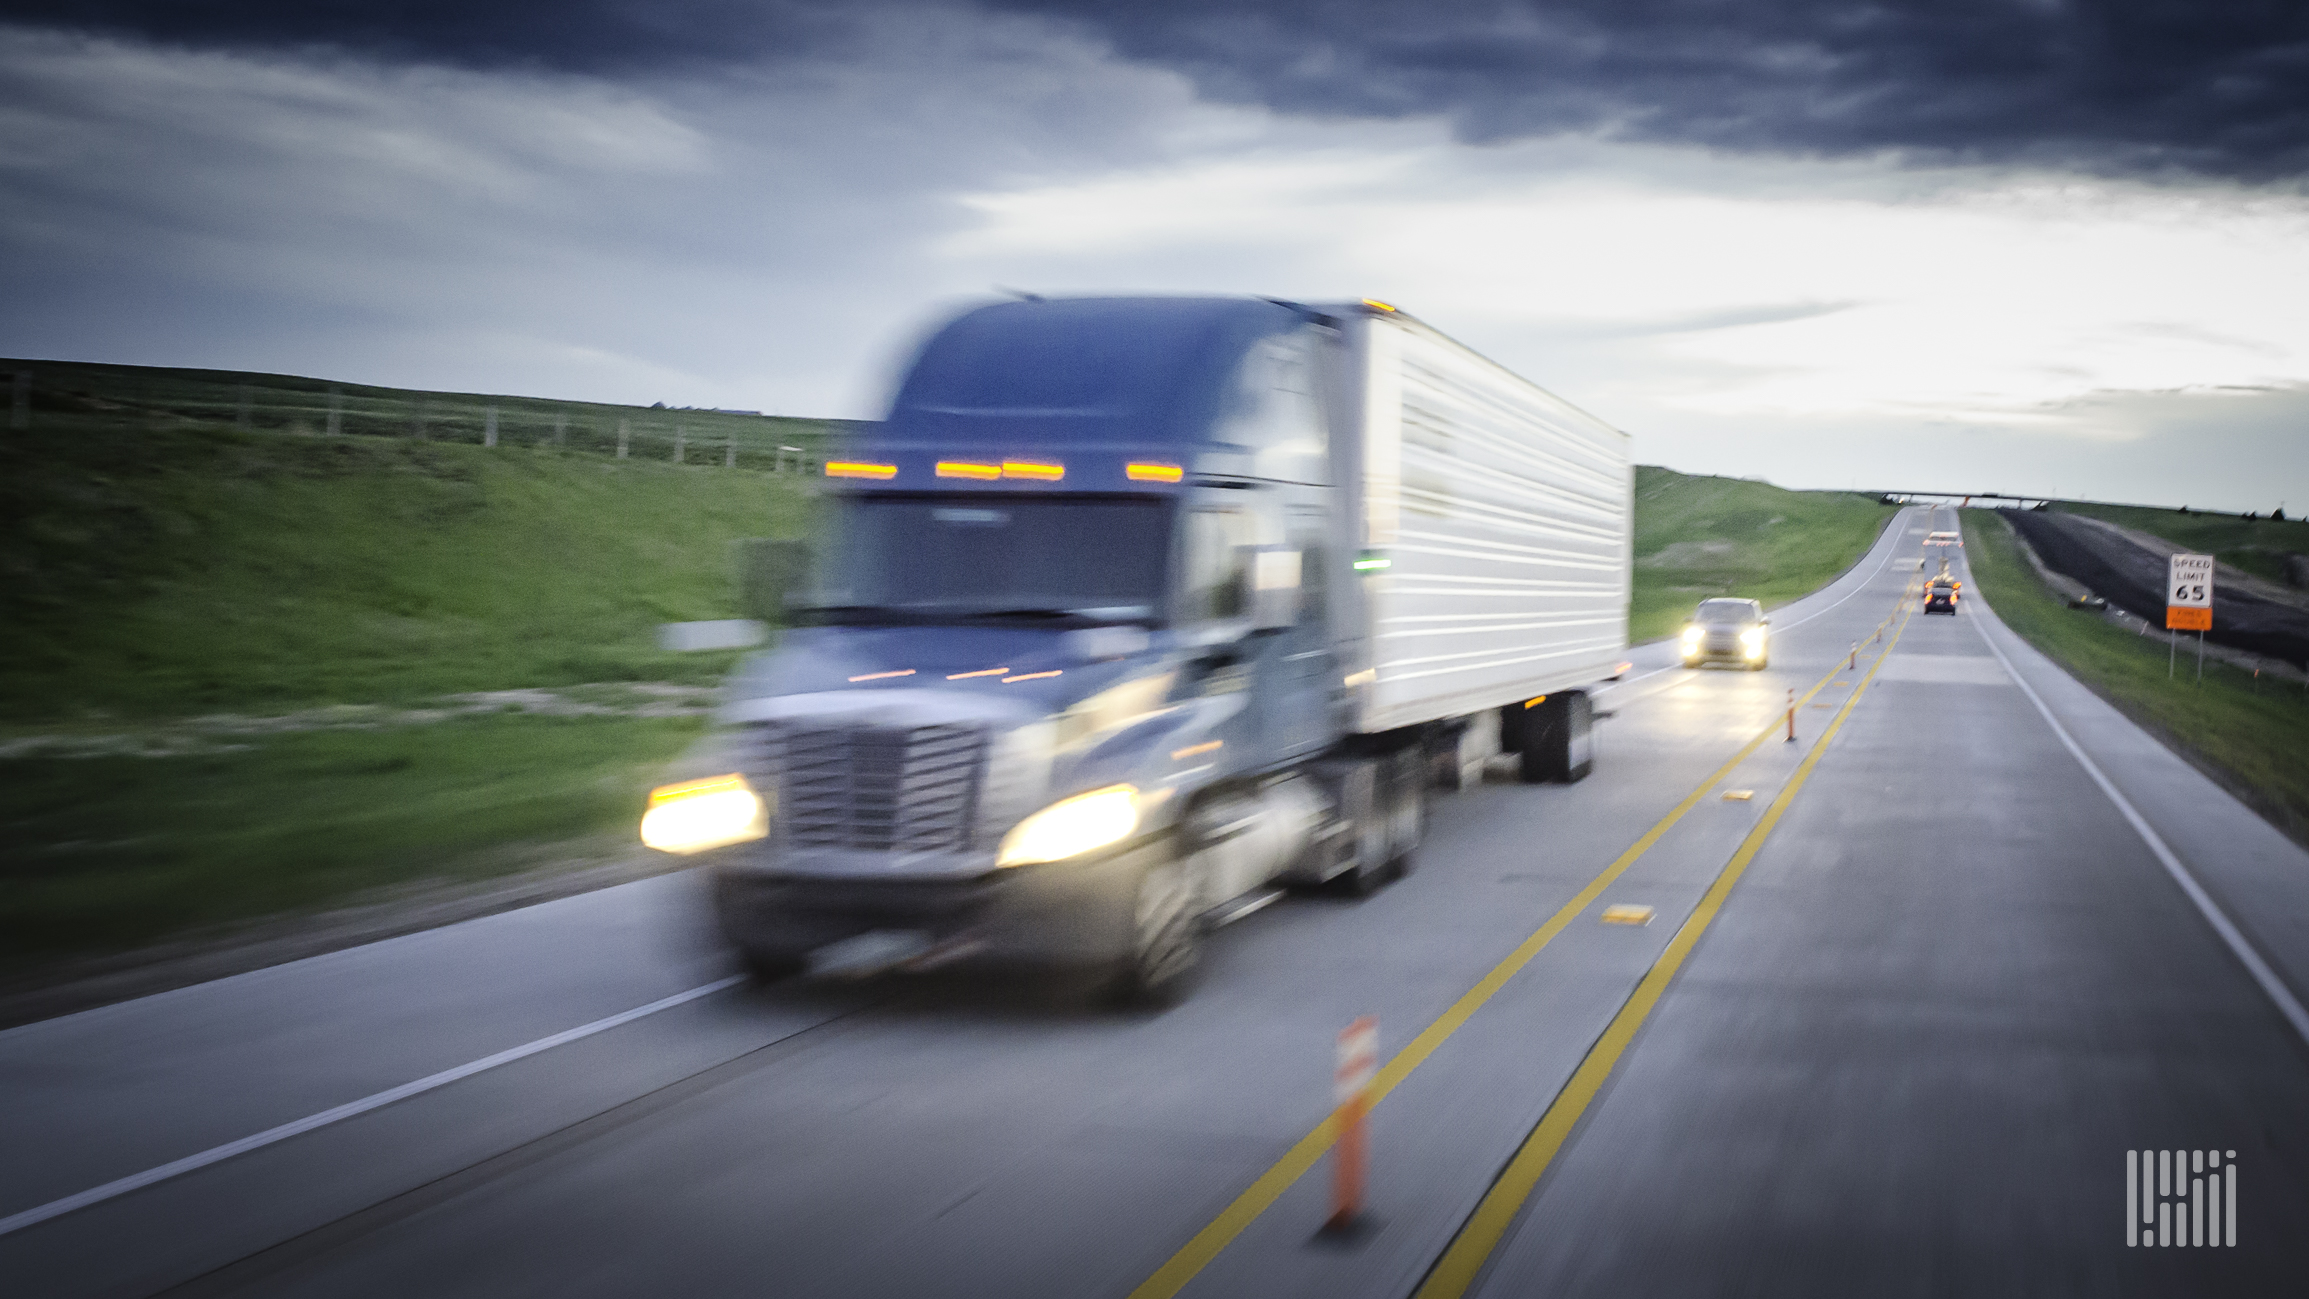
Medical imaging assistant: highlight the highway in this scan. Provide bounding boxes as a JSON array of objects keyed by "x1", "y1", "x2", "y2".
[{"x1": 5, "y1": 505, "x2": 2307, "y2": 1298}]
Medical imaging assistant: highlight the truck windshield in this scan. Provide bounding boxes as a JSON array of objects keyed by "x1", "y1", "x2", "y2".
[{"x1": 817, "y1": 494, "x2": 1171, "y2": 624}]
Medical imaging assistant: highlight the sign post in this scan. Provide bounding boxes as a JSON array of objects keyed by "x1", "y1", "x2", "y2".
[{"x1": 2165, "y1": 554, "x2": 2213, "y2": 682}]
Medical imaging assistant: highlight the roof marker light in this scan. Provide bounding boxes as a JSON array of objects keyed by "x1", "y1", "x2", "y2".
[
  {"x1": 1002, "y1": 460, "x2": 1064, "y2": 482},
  {"x1": 848, "y1": 669, "x2": 916, "y2": 682},
  {"x1": 1362, "y1": 299, "x2": 1397, "y2": 313},
  {"x1": 947, "y1": 667, "x2": 1009, "y2": 679},
  {"x1": 1126, "y1": 462, "x2": 1184, "y2": 483},
  {"x1": 825, "y1": 461, "x2": 897, "y2": 480},
  {"x1": 936, "y1": 461, "x2": 1001, "y2": 480},
  {"x1": 1002, "y1": 670, "x2": 1063, "y2": 683}
]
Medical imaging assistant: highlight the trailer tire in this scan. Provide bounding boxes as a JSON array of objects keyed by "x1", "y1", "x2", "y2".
[{"x1": 1518, "y1": 691, "x2": 1594, "y2": 784}]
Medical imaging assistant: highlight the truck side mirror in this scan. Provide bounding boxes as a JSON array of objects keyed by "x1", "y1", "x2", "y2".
[{"x1": 1248, "y1": 545, "x2": 1302, "y2": 631}]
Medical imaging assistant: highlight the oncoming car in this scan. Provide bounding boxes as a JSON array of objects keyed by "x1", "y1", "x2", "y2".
[
  {"x1": 1924, "y1": 576, "x2": 1961, "y2": 614},
  {"x1": 1680, "y1": 597, "x2": 1769, "y2": 669}
]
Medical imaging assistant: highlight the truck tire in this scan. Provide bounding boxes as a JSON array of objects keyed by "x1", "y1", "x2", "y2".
[
  {"x1": 1518, "y1": 691, "x2": 1594, "y2": 784},
  {"x1": 1384, "y1": 748, "x2": 1424, "y2": 879},
  {"x1": 1103, "y1": 856, "x2": 1203, "y2": 1007}
]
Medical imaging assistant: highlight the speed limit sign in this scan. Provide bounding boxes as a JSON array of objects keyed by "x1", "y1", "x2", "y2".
[{"x1": 2166, "y1": 553, "x2": 2214, "y2": 631}]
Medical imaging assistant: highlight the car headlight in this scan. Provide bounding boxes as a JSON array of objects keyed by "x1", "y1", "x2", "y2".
[
  {"x1": 1740, "y1": 627, "x2": 1766, "y2": 656},
  {"x1": 1681, "y1": 626, "x2": 1702, "y2": 649},
  {"x1": 640, "y1": 774, "x2": 768, "y2": 854},
  {"x1": 997, "y1": 784, "x2": 1140, "y2": 867}
]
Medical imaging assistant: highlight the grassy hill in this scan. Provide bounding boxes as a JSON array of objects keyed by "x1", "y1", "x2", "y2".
[
  {"x1": 2046, "y1": 499, "x2": 2309, "y2": 586},
  {"x1": 2, "y1": 363, "x2": 829, "y2": 973},
  {"x1": 0, "y1": 361, "x2": 1894, "y2": 974},
  {"x1": 1629, "y1": 466, "x2": 1896, "y2": 643}
]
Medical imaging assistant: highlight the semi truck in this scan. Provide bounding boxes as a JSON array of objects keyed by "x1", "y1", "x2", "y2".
[{"x1": 642, "y1": 296, "x2": 1632, "y2": 1003}]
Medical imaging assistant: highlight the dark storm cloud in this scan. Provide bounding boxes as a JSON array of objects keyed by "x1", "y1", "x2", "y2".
[{"x1": 6, "y1": 1, "x2": 2308, "y2": 178}]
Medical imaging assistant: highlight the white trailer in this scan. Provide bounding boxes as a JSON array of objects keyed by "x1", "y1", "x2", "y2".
[{"x1": 1336, "y1": 306, "x2": 1631, "y2": 762}]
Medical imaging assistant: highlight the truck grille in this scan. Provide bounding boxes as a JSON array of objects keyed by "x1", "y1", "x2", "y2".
[{"x1": 751, "y1": 722, "x2": 989, "y2": 852}]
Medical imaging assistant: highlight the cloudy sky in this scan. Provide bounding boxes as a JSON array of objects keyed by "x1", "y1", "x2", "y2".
[{"x1": 3, "y1": 1, "x2": 2306, "y2": 509}]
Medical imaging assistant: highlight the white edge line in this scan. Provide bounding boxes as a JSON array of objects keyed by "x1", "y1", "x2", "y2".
[
  {"x1": 1968, "y1": 592, "x2": 2309, "y2": 1049},
  {"x1": 0, "y1": 974, "x2": 747, "y2": 1238}
]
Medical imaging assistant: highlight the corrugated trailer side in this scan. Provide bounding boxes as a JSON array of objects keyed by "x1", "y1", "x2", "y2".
[{"x1": 1349, "y1": 309, "x2": 1631, "y2": 734}]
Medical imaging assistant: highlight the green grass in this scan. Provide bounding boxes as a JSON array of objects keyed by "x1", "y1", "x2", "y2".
[
  {"x1": 0, "y1": 359, "x2": 834, "y2": 970},
  {"x1": 1963, "y1": 509, "x2": 2309, "y2": 844},
  {"x1": 6, "y1": 357, "x2": 852, "y2": 468},
  {"x1": 2045, "y1": 500, "x2": 2309, "y2": 585},
  {"x1": 1629, "y1": 466, "x2": 1897, "y2": 642},
  {"x1": 3, "y1": 415, "x2": 818, "y2": 722},
  {"x1": 0, "y1": 713, "x2": 705, "y2": 971}
]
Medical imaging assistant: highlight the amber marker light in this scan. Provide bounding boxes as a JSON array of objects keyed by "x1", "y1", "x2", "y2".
[
  {"x1": 1362, "y1": 299, "x2": 1397, "y2": 312},
  {"x1": 848, "y1": 669, "x2": 916, "y2": 682},
  {"x1": 1003, "y1": 670, "x2": 1063, "y2": 683},
  {"x1": 1126, "y1": 462, "x2": 1184, "y2": 483},
  {"x1": 640, "y1": 774, "x2": 767, "y2": 854},
  {"x1": 825, "y1": 461, "x2": 897, "y2": 480},
  {"x1": 947, "y1": 667, "x2": 1009, "y2": 679},
  {"x1": 936, "y1": 461, "x2": 1001, "y2": 480},
  {"x1": 1001, "y1": 460, "x2": 1065, "y2": 481}
]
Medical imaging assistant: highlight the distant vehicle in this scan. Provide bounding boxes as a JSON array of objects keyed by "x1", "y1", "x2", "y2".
[
  {"x1": 642, "y1": 297, "x2": 1633, "y2": 1004},
  {"x1": 1924, "y1": 576, "x2": 1961, "y2": 614},
  {"x1": 1925, "y1": 530, "x2": 1962, "y2": 548},
  {"x1": 1681, "y1": 597, "x2": 1769, "y2": 670}
]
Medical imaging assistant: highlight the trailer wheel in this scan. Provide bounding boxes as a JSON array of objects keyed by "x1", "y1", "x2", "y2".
[
  {"x1": 1103, "y1": 856, "x2": 1204, "y2": 1007},
  {"x1": 1518, "y1": 691, "x2": 1594, "y2": 784}
]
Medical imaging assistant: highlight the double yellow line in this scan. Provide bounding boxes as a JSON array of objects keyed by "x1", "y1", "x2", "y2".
[
  {"x1": 1414, "y1": 605, "x2": 1913, "y2": 1295},
  {"x1": 1128, "y1": 620, "x2": 1910, "y2": 1299}
]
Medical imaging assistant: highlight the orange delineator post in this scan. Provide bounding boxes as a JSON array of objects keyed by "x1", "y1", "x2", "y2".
[
  {"x1": 1784, "y1": 689, "x2": 1796, "y2": 743},
  {"x1": 1329, "y1": 1015, "x2": 1378, "y2": 1232}
]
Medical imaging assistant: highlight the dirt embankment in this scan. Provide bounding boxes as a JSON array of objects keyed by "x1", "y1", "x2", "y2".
[{"x1": 2003, "y1": 510, "x2": 2309, "y2": 668}]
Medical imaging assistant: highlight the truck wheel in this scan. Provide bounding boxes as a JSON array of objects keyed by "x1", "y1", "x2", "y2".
[
  {"x1": 1518, "y1": 691, "x2": 1594, "y2": 784},
  {"x1": 1104, "y1": 857, "x2": 1203, "y2": 1007}
]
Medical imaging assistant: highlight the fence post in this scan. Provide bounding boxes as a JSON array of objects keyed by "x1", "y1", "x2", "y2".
[
  {"x1": 673, "y1": 424, "x2": 685, "y2": 463},
  {"x1": 9, "y1": 370, "x2": 28, "y2": 431},
  {"x1": 326, "y1": 386, "x2": 342, "y2": 436},
  {"x1": 484, "y1": 404, "x2": 499, "y2": 448},
  {"x1": 412, "y1": 397, "x2": 427, "y2": 440},
  {"x1": 236, "y1": 384, "x2": 251, "y2": 431},
  {"x1": 617, "y1": 418, "x2": 629, "y2": 459},
  {"x1": 725, "y1": 434, "x2": 736, "y2": 468},
  {"x1": 554, "y1": 412, "x2": 567, "y2": 448}
]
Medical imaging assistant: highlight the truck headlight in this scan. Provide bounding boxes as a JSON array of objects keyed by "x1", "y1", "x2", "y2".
[
  {"x1": 1740, "y1": 627, "x2": 1766, "y2": 657},
  {"x1": 641, "y1": 774, "x2": 768, "y2": 854},
  {"x1": 997, "y1": 784, "x2": 1140, "y2": 867}
]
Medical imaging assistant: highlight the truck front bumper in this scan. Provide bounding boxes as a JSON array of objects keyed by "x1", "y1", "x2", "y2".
[{"x1": 708, "y1": 836, "x2": 1170, "y2": 971}]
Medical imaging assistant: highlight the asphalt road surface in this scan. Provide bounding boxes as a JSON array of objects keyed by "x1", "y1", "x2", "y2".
[{"x1": 6, "y1": 506, "x2": 2306, "y2": 1298}]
